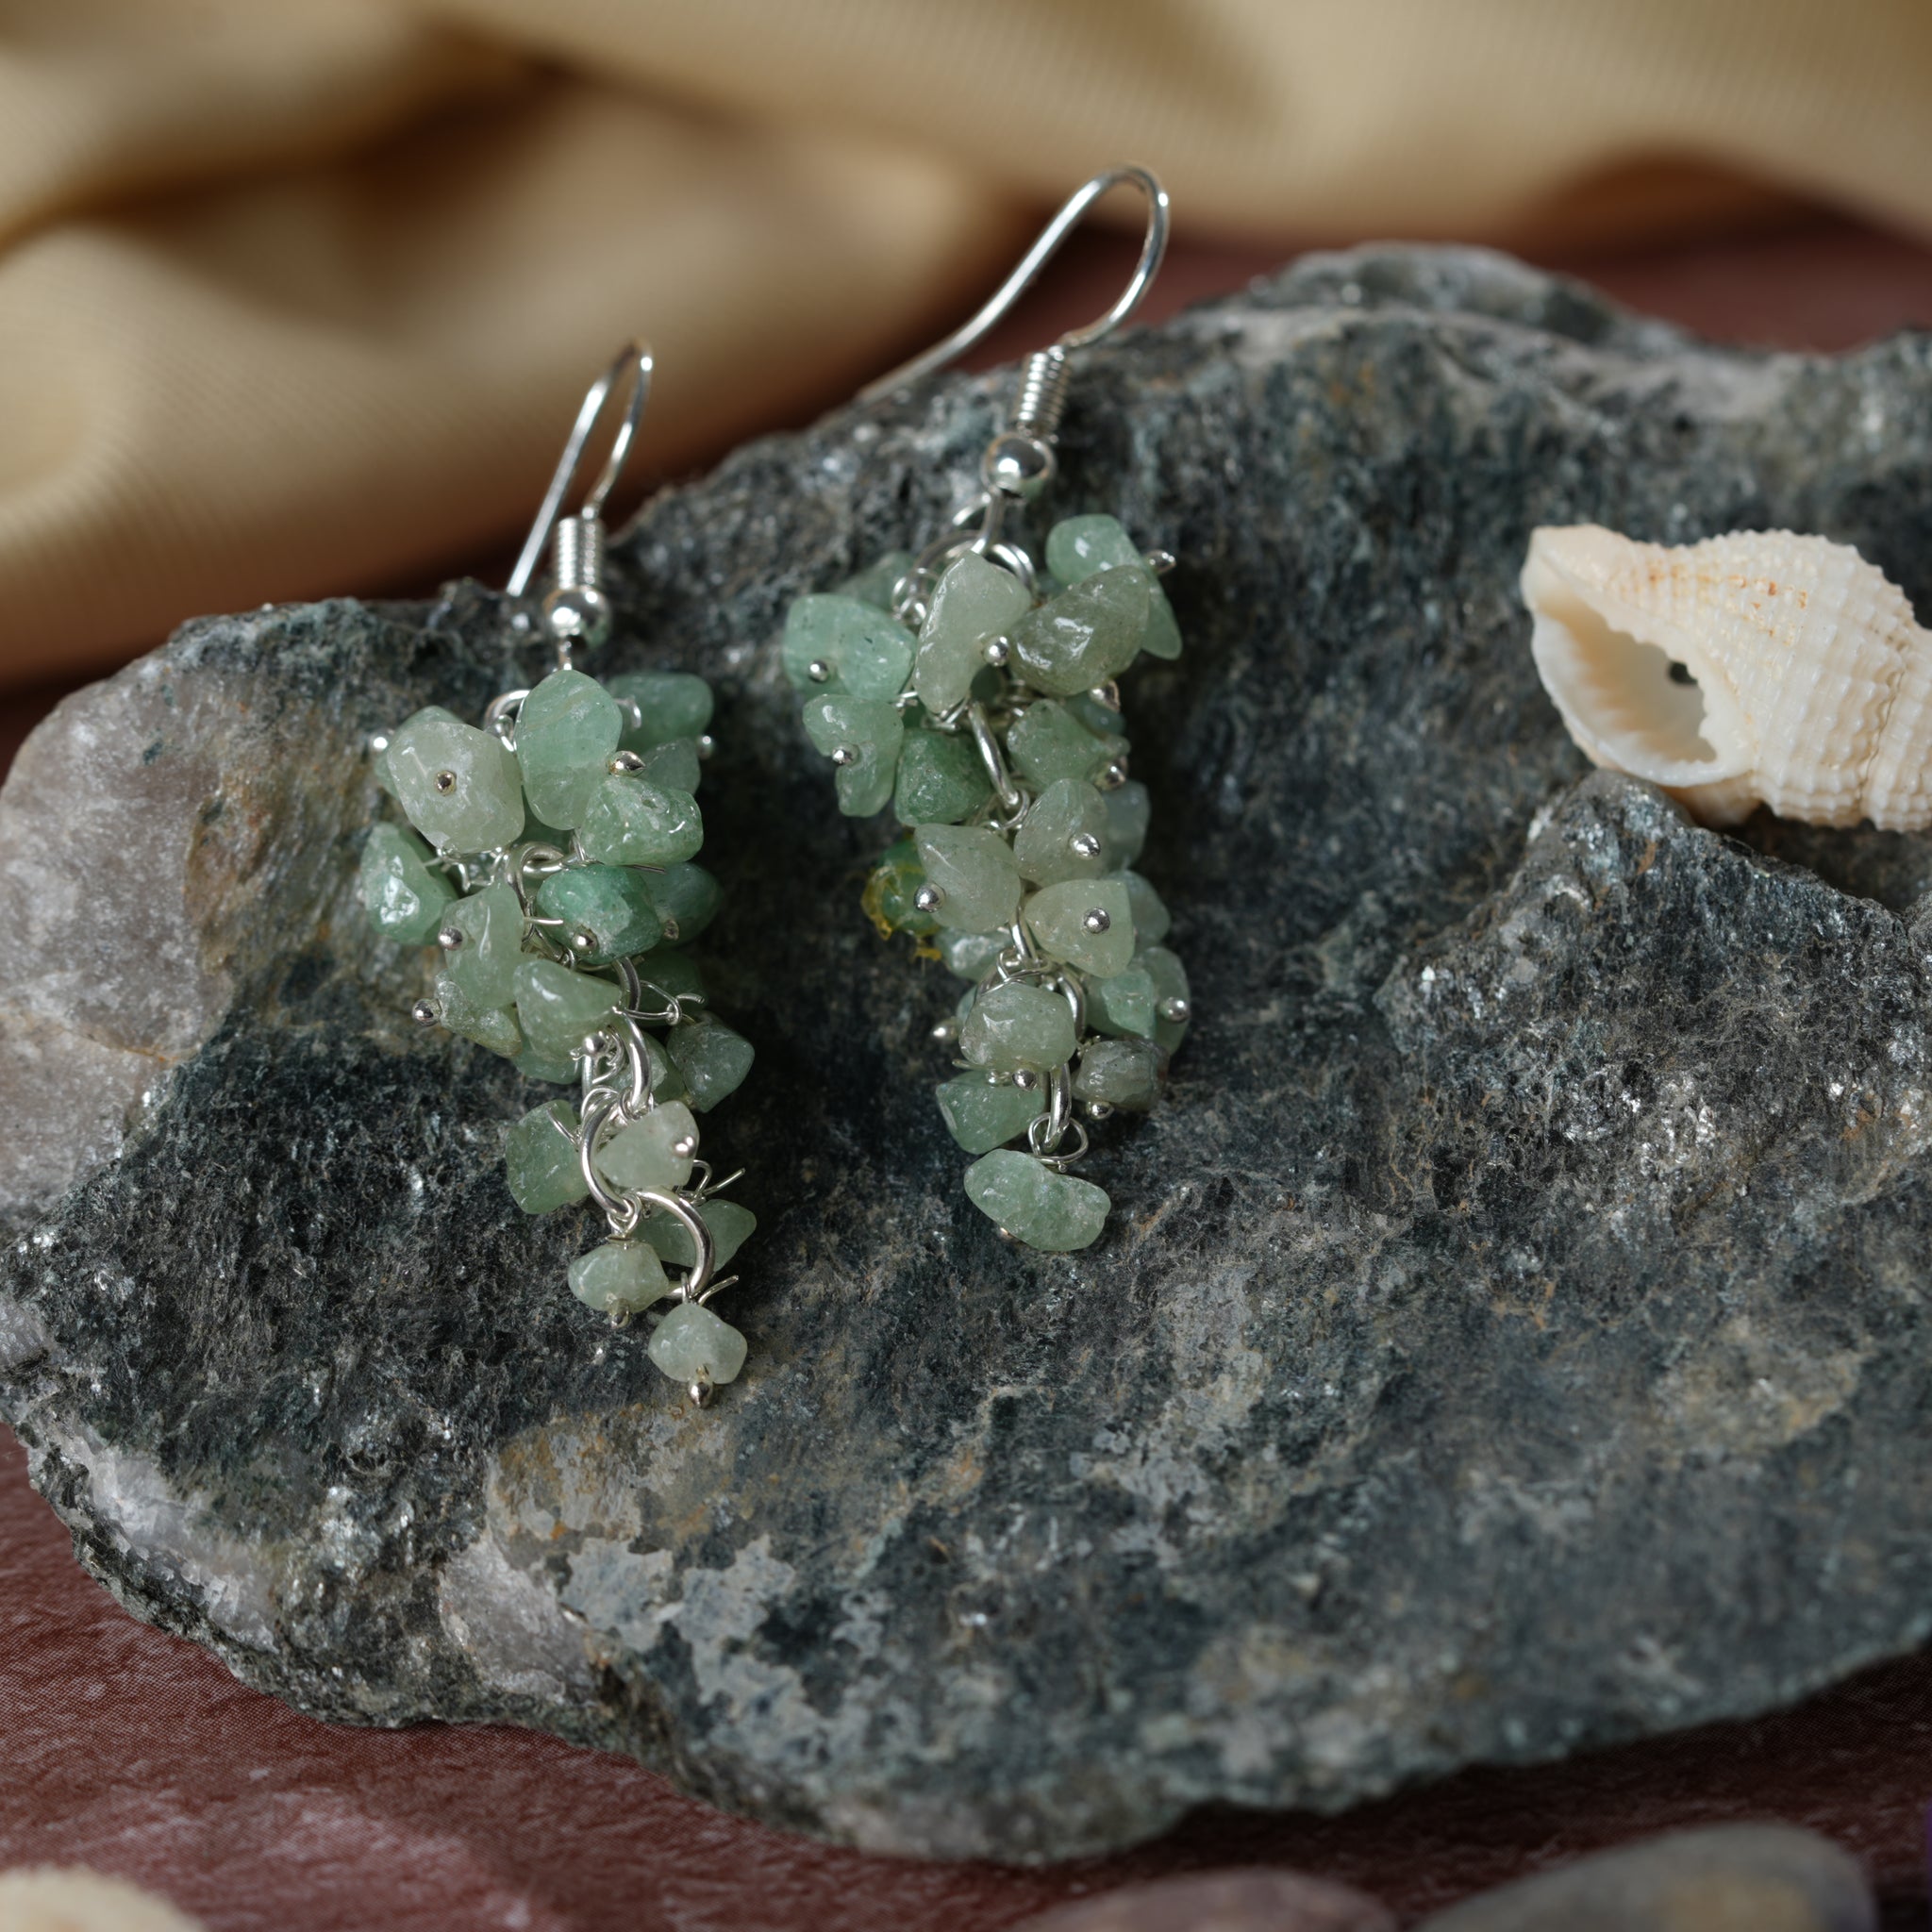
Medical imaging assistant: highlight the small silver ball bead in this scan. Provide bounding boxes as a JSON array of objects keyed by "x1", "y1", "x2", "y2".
[
  {"x1": 608, "y1": 750, "x2": 644, "y2": 774},
  {"x1": 983, "y1": 637, "x2": 1011, "y2": 667},
  {"x1": 807, "y1": 659, "x2": 833, "y2": 683},
  {"x1": 1012, "y1": 1067, "x2": 1041, "y2": 1091},
  {"x1": 1097, "y1": 761, "x2": 1129, "y2": 791},
  {"x1": 1069, "y1": 833, "x2": 1102, "y2": 859},
  {"x1": 432, "y1": 769, "x2": 458, "y2": 794},
  {"x1": 437, "y1": 925, "x2": 464, "y2": 950},
  {"x1": 1082, "y1": 908, "x2": 1111, "y2": 935},
  {"x1": 1159, "y1": 996, "x2": 1191, "y2": 1023},
  {"x1": 1085, "y1": 1100, "x2": 1115, "y2": 1121},
  {"x1": 913, "y1": 884, "x2": 944, "y2": 912},
  {"x1": 695, "y1": 734, "x2": 716, "y2": 759},
  {"x1": 570, "y1": 928, "x2": 597, "y2": 952},
  {"x1": 409, "y1": 999, "x2": 441, "y2": 1025},
  {"x1": 931, "y1": 1019, "x2": 958, "y2": 1044},
  {"x1": 672, "y1": 1135, "x2": 698, "y2": 1158},
  {"x1": 830, "y1": 744, "x2": 860, "y2": 768},
  {"x1": 542, "y1": 583, "x2": 611, "y2": 647}
]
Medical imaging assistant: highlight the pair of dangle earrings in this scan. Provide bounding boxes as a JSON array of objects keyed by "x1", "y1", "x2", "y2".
[{"x1": 360, "y1": 165, "x2": 1189, "y2": 1406}]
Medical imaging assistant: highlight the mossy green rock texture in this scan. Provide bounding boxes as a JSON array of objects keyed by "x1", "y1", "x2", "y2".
[{"x1": 9, "y1": 250, "x2": 1932, "y2": 1862}]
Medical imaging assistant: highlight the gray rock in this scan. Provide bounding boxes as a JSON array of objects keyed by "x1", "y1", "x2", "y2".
[{"x1": 6, "y1": 246, "x2": 1932, "y2": 1862}]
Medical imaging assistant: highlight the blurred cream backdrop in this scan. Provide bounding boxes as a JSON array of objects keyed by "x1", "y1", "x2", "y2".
[{"x1": 1, "y1": 0, "x2": 1930, "y2": 683}]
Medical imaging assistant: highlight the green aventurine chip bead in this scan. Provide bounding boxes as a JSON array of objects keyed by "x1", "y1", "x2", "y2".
[
  {"x1": 936, "y1": 1072, "x2": 1045, "y2": 1154},
  {"x1": 667, "y1": 1018, "x2": 754, "y2": 1111},
  {"x1": 1100, "y1": 779, "x2": 1151, "y2": 869},
  {"x1": 964, "y1": 1148, "x2": 1109, "y2": 1252},
  {"x1": 784, "y1": 594, "x2": 916, "y2": 698},
  {"x1": 536, "y1": 863, "x2": 662, "y2": 966},
  {"x1": 914, "y1": 553, "x2": 1033, "y2": 713},
  {"x1": 506, "y1": 1098, "x2": 588, "y2": 1213},
  {"x1": 577, "y1": 773, "x2": 704, "y2": 867},
  {"x1": 1117, "y1": 869, "x2": 1171, "y2": 944},
  {"x1": 440, "y1": 882, "x2": 524, "y2": 1010},
  {"x1": 431, "y1": 969, "x2": 521, "y2": 1057},
  {"x1": 1007, "y1": 699, "x2": 1125, "y2": 789},
  {"x1": 635, "y1": 944, "x2": 706, "y2": 1006},
  {"x1": 1143, "y1": 943, "x2": 1191, "y2": 1054},
  {"x1": 606, "y1": 671, "x2": 713, "y2": 750},
  {"x1": 514, "y1": 957, "x2": 621, "y2": 1064},
  {"x1": 635, "y1": 738, "x2": 702, "y2": 794},
  {"x1": 1086, "y1": 961, "x2": 1156, "y2": 1039},
  {"x1": 914, "y1": 824, "x2": 1023, "y2": 932},
  {"x1": 648, "y1": 1300, "x2": 748, "y2": 1386},
  {"x1": 894, "y1": 727, "x2": 991, "y2": 826},
  {"x1": 389, "y1": 715, "x2": 525, "y2": 854},
  {"x1": 516, "y1": 1047, "x2": 576, "y2": 1084},
  {"x1": 1008, "y1": 567, "x2": 1150, "y2": 697},
  {"x1": 862, "y1": 838, "x2": 939, "y2": 936},
  {"x1": 1013, "y1": 778, "x2": 1108, "y2": 885},
  {"x1": 940, "y1": 927, "x2": 1006, "y2": 982},
  {"x1": 1073, "y1": 1037, "x2": 1160, "y2": 1110},
  {"x1": 374, "y1": 706, "x2": 458, "y2": 798},
  {"x1": 837, "y1": 549, "x2": 914, "y2": 610},
  {"x1": 597, "y1": 1099, "x2": 699, "y2": 1192},
  {"x1": 569, "y1": 1240, "x2": 673, "y2": 1315},
  {"x1": 360, "y1": 823, "x2": 456, "y2": 943},
  {"x1": 641, "y1": 1197, "x2": 757, "y2": 1271},
  {"x1": 1024, "y1": 876, "x2": 1136, "y2": 977},
  {"x1": 959, "y1": 979, "x2": 1077, "y2": 1073},
  {"x1": 516, "y1": 669, "x2": 624, "y2": 828},
  {"x1": 642, "y1": 864, "x2": 721, "y2": 945},
  {"x1": 804, "y1": 693, "x2": 902, "y2": 817},
  {"x1": 1045, "y1": 518, "x2": 1182, "y2": 660}
]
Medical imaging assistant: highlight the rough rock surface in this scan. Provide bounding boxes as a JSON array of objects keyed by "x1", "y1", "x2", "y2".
[{"x1": 6, "y1": 248, "x2": 1932, "y2": 1863}]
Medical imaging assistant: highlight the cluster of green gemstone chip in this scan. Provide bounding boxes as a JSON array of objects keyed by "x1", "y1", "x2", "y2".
[
  {"x1": 361, "y1": 661, "x2": 757, "y2": 1394},
  {"x1": 785, "y1": 512, "x2": 1189, "y2": 1252}
]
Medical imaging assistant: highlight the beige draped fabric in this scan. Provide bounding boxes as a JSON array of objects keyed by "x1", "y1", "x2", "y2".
[{"x1": 2, "y1": 0, "x2": 1930, "y2": 687}]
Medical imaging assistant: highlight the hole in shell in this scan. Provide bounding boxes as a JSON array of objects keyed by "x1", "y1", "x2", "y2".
[{"x1": 1541, "y1": 584, "x2": 1717, "y2": 765}]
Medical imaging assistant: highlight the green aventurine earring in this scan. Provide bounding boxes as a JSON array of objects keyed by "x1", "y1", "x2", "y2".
[
  {"x1": 362, "y1": 344, "x2": 758, "y2": 1404},
  {"x1": 783, "y1": 168, "x2": 1189, "y2": 1253}
]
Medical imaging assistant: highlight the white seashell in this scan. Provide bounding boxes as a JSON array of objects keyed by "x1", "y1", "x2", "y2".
[{"x1": 1522, "y1": 525, "x2": 1932, "y2": 829}]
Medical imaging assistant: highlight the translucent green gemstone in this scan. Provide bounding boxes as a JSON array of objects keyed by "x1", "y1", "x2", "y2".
[
  {"x1": 634, "y1": 944, "x2": 706, "y2": 1006},
  {"x1": 667, "y1": 1019, "x2": 754, "y2": 1111},
  {"x1": 596, "y1": 1099, "x2": 699, "y2": 1192},
  {"x1": 439, "y1": 883, "x2": 524, "y2": 1010},
  {"x1": 1064, "y1": 691, "x2": 1130, "y2": 741},
  {"x1": 913, "y1": 553, "x2": 1032, "y2": 713},
  {"x1": 516, "y1": 669, "x2": 624, "y2": 828},
  {"x1": 914, "y1": 824, "x2": 1022, "y2": 932},
  {"x1": 513, "y1": 957, "x2": 621, "y2": 1065},
  {"x1": 535, "y1": 863, "x2": 662, "y2": 966},
  {"x1": 640, "y1": 1029, "x2": 688, "y2": 1103},
  {"x1": 803, "y1": 694, "x2": 902, "y2": 816},
  {"x1": 641, "y1": 1197, "x2": 757, "y2": 1271},
  {"x1": 1086, "y1": 961, "x2": 1156, "y2": 1039},
  {"x1": 1024, "y1": 876, "x2": 1136, "y2": 977},
  {"x1": 360, "y1": 823, "x2": 456, "y2": 943},
  {"x1": 1012, "y1": 779, "x2": 1108, "y2": 885},
  {"x1": 515, "y1": 1046, "x2": 576, "y2": 1084},
  {"x1": 1116, "y1": 869, "x2": 1171, "y2": 944},
  {"x1": 1073, "y1": 1038, "x2": 1159, "y2": 1111},
  {"x1": 837, "y1": 550, "x2": 914, "y2": 610},
  {"x1": 431, "y1": 969, "x2": 521, "y2": 1057},
  {"x1": 576, "y1": 773, "x2": 704, "y2": 867},
  {"x1": 641, "y1": 864, "x2": 721, "y2": 945},
  {"x1": 783, "y1": 594, "x2": 915, "y2": 698},
  {"x1": 958, "y1": 979, "x2": 1076, "y2": 1073},
  {"x1": 389, "y1": 715, "x2": 525, "y2": 854},
  {"x1": 635, "y1": 737, "x2": 702, "y2": 794},
  {"x1": 648, "y1": 1300, "x2": 748, "y2": 1386},
  {"x1": 1045, "y1": 517, "x2": 1181, "y2": 659},
  {"x1": 374, "y1": 706, "x2": 458, "y2": 798},
  {"x1": 894, "y1": 727, "x2": 991, "y2": 826},
  {"x1": 505, "y1": 1098, "x2": 587, "y2": 1213},
  {"x1": 606, "y1": 671, "x2": 713, "y2": 750},
  {"x1": 862, "y1": 838, "x2": 939, "y2": 937},
  {"x1": 940, "y1": 928, "x2": 1007, "y2": 982},
  {"x1": 519, "y1": 797, "x2": 574, "y2": 848},
  {"x1": 1143, "y1": 944, "x2": 1191, "y2": 1055},
  {"x1": 1008, "y1": 568, "x2": 1150, "y2": 697},
  {"x1": 963, "y1": 1148, "x2": 1109, "y2": 1252},
  {"x1": 1100, "y1": 780, "x2": 1150, "y2": 869},
  {"x1": 568, "y1": 1240, "x2": 673, "y2": 1315},
  {"x1": 936, "y1": 1072, "x2": 1044, "y2": 1154},
  {"x1": 1007, "y1": 699, "x2": 1125, "y2": 789}
]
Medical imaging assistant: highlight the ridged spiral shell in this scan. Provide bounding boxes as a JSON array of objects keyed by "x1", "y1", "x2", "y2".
[{"x1": 1522, "y1": 525, "x2": 1932, "y2": 829}]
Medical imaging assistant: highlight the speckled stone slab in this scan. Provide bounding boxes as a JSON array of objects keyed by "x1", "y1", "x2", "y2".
[{"x1": 6, "y1": 247, "x2": 1932, "y2": 1863}]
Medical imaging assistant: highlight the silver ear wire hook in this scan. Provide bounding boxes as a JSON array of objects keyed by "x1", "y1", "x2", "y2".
[{"x1": 508, "y1": 341, "x2": 654, "y2": 666}]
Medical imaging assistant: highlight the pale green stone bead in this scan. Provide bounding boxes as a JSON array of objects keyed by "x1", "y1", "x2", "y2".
[
  {"x1": 576, "y1": 774, "x2": 703, "y2": 869},
  {"x1": 639, "y1": 1030, "x2": 688, "y2": 1104},
  {"x1": 374, "y1": 706, "x2": 458, "y2": 798},
  {"x1": 1086, "y1": 962, "x2": 1156, "y2": 1040},
  {"x1": 389, "y1": 716, "x2": 525, "y2": 854},
  {"x1": 515, "y1": 1046, "x2": 576, "y2": 1084},
  {"x1": 1100, "y1": 780, "x2": 1151, "y2": 869},
  {"x1": 630, "y1": 737, "x2": 700, "y2": 794},
  {"x1": 913, "y1": 553, "x2": 1032, "y2": 713},
  {"x1": 963, "y1": 1148, "x2": 1109, "y2": 1252},
  {"x1": 1012, "y1": 779, "x2": 1108, "y2": 885},
  {"x1": 1142, "y1": 944, "x2": 1191, "y2": 1055},
  {"x1": 505, "y1": 1098, "x2": 587, "y2": 1213},
  {"x1": 519, "y1": 798, "x2": 574, "y2": 848},
  {"x1": 837, "y1": 549, "x2": 914, "y2": 610},
  {"x1": 894, "y1": 727, "x2": 991, "y2": 826},
  {"x1": 1073, "y1": 1037, "x2": 1160, "y2": 1111},
  {"x1": 513, "y1": 957, "x2": 621, "y2": 1065},
  {"x1": 516, "y1": 669, "x2": 624, "y2": 828},
  {"x1": 667, "y1": 1018, "x2": 754, "y2": 1111},
  {"x1": 535, "y1": 863, "x2": 662, "y2": 966},
  {"x1": 804, "y1": 693, "x2": 902, "y2": 816},
  {"x1": 1008, "y1": 567, "x2": 1150, "y2": 697},
  {"x1": 1024, "y1": 876, "x2": 1136, "y2": 977},
  {"x1": 569, "y1": 1240, "x2": 673, "y2": 1315},
  {"x1": 914, "y1": 824, "x2": 1022, "y2": 932},
  {"x1": 1045, "y1": 518, "x2": 1182, "y2": 659},
  {"x1": 936, "y1": 1072, "x2": 1044, "y2": 1154},
  {"x1": 1064, "y1": 691, "x2": 1130, "y2": 742},
  {"x1": 648, "y1": 1300, "x2": 748, "y2": 1386},
  {"x1": 596, "y1": 1100, "x2": 699, "y2": 1192},
  {"x1": 641, "y1": 864, "x2": 721, "y2": 945},
  {"x1": 606, "y1": 671, "x2": 713, "y2": 750},
  {"x1": 1116, "y1": 869, "x2": 1171, "y2": 944},
  {"x1": 440, "y1": 883, "x2": 525, "y2": 1010},
  {"x1": 958, "y1": 978, "x2": 1076, "y2": 1073},
  {"x1": 783, "y1": 594, "x2": 915, "y2": 698},
  {"x1": 430, "y1": 969, "x2": 521, "y2": 1057},
  {"x1": 1007, "y1": 699, "x2": 1125, "y2": 789},
  {"x1": 360, "y1": 823, "x2": 456, "y2": 944},
  {"x1": 641, "y1": 1197, "x2": 757, "y2": 1271},
  {"x1": 940, "y1": 928, "x2": 1007, "y2": 982}
]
